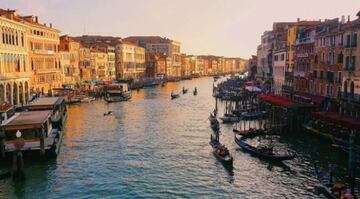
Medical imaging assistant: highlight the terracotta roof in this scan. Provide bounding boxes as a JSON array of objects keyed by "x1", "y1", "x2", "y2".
[{"x1": 124, "y1": 36, "x2": 172, "y2": 44}]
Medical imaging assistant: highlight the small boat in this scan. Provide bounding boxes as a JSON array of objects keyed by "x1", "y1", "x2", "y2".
[
  {"x1": 171, "y1": 92, "x2": 180, "y2": 99},
  {"x1": 212, "y1": 144, "x2": 233, "y2": 165},
  {"x1": 182, "y1": 87, "x2": 188, "y2": 94},
  {"x1": 314, "y1": 164, "x2": 354, "y2": 199},
  {"x1": 193, "y1": 87, "x2": 198, "y2": 96},
  {"x1": 241, "y1": 111, "x2": 267, "y2": 120},
  {"x1": 211, "y1": 122, "x2": 220, "y2": 132},
  {"x1": 234, "y1": 135, "x2": 296, "y2": 161},
  {"x1": 80, "y1": 96, "x2": 95, "y2": 103},
  {"x1": 233, "y1": 128, "x2": 266, "y2": 136},
  {"x1": 208, "y1": 112, "x2": 218, "y2": 124},
  {"x1": 105, "y1": 83, "x2": 132, "y2": 102},
  {"x1": 220, "y1": 114, "x2": 239, "y2": 123}
]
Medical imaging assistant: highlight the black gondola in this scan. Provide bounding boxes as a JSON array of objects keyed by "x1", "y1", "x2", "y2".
[
  {"x1": 212, "y1": 145, "x2": 233, "y2": 165},
  {"x1": 313, "y1": 164, "x2": 356, "y2": 199},
  {"x1": 193, "y1": 87, "x2": 198, "y2": 96},
  {"x1": 171, "y1": 92, "x2": 180, "y2": 99},
  {"x1": 234, "y1": 135, "x2": 296, "y2": 161},
  {"x1": 182, "y1": 87, "x2": 188, "y2": 94}
]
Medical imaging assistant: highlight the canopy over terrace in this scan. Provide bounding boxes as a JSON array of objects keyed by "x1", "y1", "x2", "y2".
[
  {"x1": 259, "y1": 94, "x2": 298, "y2": 107},
  {"x1": 312, "y1": 112, "x2": 360, "y2": 131},
  {"x1": 2, "y1": 110, "x2": 52, "y2": 131}
]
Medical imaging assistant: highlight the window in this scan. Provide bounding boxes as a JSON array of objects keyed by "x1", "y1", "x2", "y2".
[
  {"x1": 274, "y1": 55, "x2": 278, "y2": 61},
  {"x1": 352, "y1": 33, "x2": 357, "y2": 47},
  {"x1": 320, "y1": 71, "x2": 324, "y2": 79},
  {"x1": 350, "y1": 81, "x2": 355, "y2": 98},
  {"x1": 21, "y1": 33, "x2": 24, "y2": 47},
  {"x1": 345, "y1": 56, "x2": 350, "y2": 69},
  {"x1": 346, "y1": 35, "x2": 351, "y2": 47},
  {"x1": 351, "y1": 56, "x2": 356, "y2": 70},
  {"x1": 338, "y1": 72, "x2": 342, "y2": 83},
  {"x1": 281, "y1": 54, "x2": 285, "y2": 61},
  {"x1": 344, "y1": 81, "x2": 348, "y2": 96},
  {"x1": 338, "y1": 52, "x2": 343, "y2": 63}
]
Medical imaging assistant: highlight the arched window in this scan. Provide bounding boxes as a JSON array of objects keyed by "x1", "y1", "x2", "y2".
[
  {"x1": 350, "y1": 81, "x2": 355, "y2": 98},
  {"x1": 338, "y1": 51, "x2": 344, "y2": 63},
  {"x1": 344, "y1": 81, "x2": 348, "y2": 97}
]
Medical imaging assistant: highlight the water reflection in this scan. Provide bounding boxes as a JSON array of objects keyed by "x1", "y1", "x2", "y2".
[{"x1": 0, "y1": 77, "x2": 357, "y2": 198}]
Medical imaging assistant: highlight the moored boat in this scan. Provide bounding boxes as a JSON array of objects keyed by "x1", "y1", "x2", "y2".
[
  {"x1": 182, "y1": 87, "x2": 188, "y2": 94},
  {"x1": 2, "y1": 110, "x2": 63, "y2": 158},
  {"x1": 234, "y1": 135, "x2": 296, "y2": 161},
  {"x1": 220, "y1": 114, "x2": 240, "y2": 123},
  {"x1": 27, "y1": 97, "x2": 67, "y2": 131},
  {"x1": 313, "y1": 164, "x2": 355, "y2": 199},
  {"x1": 105, "y1": 83, "x2": 132, "y2": 102},
  {"x1": 241, "y1": 110, "x2": 267, "y2": 120}
]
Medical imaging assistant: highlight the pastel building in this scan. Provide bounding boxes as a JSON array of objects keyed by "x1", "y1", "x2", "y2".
[{"x1": 0, "y1": 9, "x2": 31, "y2": 105}]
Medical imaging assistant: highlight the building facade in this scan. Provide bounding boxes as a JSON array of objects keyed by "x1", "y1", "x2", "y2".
[
  {"x1": 124, "y1": 36, "x2": 181, "y2": 77},
  {"x1": 23, "y1": 16, "x2": 61, "y2": 94},
  {"x1": 59, "y1": 35, "x2": 80, "y2": 85},
  {"x1": 91, "y1": 48, "x2": 108, "y2": 80},
  {"x1": 115, "y1": 41, "x2": 145, "y2": 79},
  {"x1": 294, "y1": 26, "x2": 316, "y2": 94},
  {"x1": 0, "y1": 10, "x2": 31, "y2": 105}
]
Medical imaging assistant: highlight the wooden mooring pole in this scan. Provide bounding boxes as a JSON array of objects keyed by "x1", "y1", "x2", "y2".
[{"x1": 12, "y1": 130, "x2": 25, "y2": 180}]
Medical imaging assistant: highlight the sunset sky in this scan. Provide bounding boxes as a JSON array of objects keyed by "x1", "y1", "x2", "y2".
[{"x1": 1, "y1": 0, "x2": 359, "y2": 58}]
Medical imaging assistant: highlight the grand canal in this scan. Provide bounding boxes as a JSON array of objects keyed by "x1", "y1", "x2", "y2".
[{"x1": 0, "y1": 77, "x2": 358, "y2": 198}]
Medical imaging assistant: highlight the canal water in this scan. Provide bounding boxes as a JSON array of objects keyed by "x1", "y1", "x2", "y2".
[{"x1": 0, "y1": 77, "x2": 358, "y2": 198}]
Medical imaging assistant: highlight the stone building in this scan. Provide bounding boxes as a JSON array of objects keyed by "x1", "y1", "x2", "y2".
[
  {"x1": 0, "y1": 9, "x2": 31, "y2": 105},
  {"x1": 59, "y1": 35, "x2": 81, "y2": 85},
  {"x1": 22, "y1": 15, "x2": 61, "y2": 94},
  {"x1": 123, "y1": 36, "x2": 181, "y2": 77}
]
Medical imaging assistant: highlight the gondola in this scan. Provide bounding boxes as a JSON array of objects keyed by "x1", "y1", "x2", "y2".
[
  {"x1": 193, "y1": 87, "x2": 198, "y2": 96},
  {"x1": 233, "y1": 128, "x2": 266, "y2": 136},
  {"x1": 171, "y1": 92, "x2": 180, "y2": 99},
  {"x1": 182, "y1": 87, "x2": 188, "y2": 94},
  {"x1": 208, "y1": 113, "x2": 218, "y2": 124},
  {"x1": 211, "y1": 142, "x2": 233, "y2": 165},
  {"x1": 104, "y1": 96, "x2": 130, "y2": 103},
  {"x1": 234, "y1": 135, "x2": 296, "y2": 161},
  {"x1": 241, "y1": 111, "x2": 267, "y2": 120},
  {"x1": 313, "y1": 164, "x2": 355, "y2": 199},
  {"x1": 220, "y1": 114, "x2": 240, "y2": 123},
  {"x1": 211, "y1": 122, "x2": 220, "y2": 131}
]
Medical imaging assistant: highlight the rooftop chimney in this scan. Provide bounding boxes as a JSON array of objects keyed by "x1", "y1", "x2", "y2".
[
  {"x1": 297, "y1": 18, "x2": 300, "y2": 22},
  {"x1": 348, "y1": 15, "x2": 350, "y2": 22},
  {"x1": 50, "y1": 23, "x2": 52, "y2": 28},
  {"x1": 341, "y1": 15, "x2": 345, "y2": 24},
  {"x1": 35, "y1": 16, "x2": 38, "y2": 23}
]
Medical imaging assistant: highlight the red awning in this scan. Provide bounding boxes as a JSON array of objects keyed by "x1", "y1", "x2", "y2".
[
  {"x1": 312, "y1": 112, "x2": 360, "y2": 130},
  {"x1": 294, "y1": 92, "x2": 326, "y2": 104},
  {"x1": 259, "y1": 94, "x2": 297, "y2": 107}
]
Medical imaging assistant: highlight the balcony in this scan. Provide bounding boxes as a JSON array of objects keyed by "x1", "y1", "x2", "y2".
[{"x1": 33, "y1": 49, "x2": 55, "y2": 55}]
